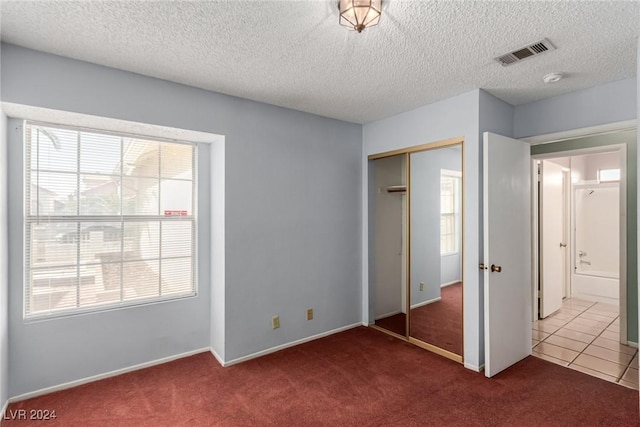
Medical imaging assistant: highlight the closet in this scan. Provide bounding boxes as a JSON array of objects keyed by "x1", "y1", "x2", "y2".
[{"x1": 369, "y1": 138, "x2": 464, "y2": 363}]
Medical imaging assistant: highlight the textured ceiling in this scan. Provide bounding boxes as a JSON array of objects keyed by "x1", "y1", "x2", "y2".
[{"x1": 1, "y1": 1, "x2": 639, "y2": 124}]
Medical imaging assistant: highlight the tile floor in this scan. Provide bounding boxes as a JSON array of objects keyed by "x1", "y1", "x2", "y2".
[{"x1": 532, "y1": 298, "x2": 638, "y2": 390}]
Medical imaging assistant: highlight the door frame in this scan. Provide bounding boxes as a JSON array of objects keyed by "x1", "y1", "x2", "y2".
[{"x1": 530, "y1": 140, "x2": 628, "y2": 344}]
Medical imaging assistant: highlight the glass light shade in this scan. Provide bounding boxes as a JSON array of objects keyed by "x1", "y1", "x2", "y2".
[{"x1": 339, "y1": 0, "x2": 381, "y2": 33}]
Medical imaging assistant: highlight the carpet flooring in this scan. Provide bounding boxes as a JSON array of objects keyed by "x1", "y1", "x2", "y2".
[
  {"x1": 4, "y1": 326, "x2": 638, "y2": 426},
  {"x1": 375, "y1": 283, "x2": 462, "y2": 355},
  {"x1": 410, "y1": 282, "x2": 463, "y2": 355},
  {"x1": 374, "y1": 311, "x2": 406, "y2": 336}
]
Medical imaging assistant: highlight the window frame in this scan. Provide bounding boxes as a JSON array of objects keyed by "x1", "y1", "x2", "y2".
[
  {"x1": 23, "y1": 120, "x2": 199, "y2": 320},
  {"x1": 440, "y1": 169, "x2": 461, "y2": 256}
]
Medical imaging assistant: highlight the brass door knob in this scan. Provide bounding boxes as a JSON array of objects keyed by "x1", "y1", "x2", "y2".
[
  {"x1": 479, "y1": 263, "x2": 488, "y2": 270},
  {"x1": 491, "y1": 264, "x2": 502, "y2": 273}
]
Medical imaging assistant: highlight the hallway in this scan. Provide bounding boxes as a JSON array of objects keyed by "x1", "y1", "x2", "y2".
[{"x1": 532, "y1": 298, "x2": 638, "y2": 389}]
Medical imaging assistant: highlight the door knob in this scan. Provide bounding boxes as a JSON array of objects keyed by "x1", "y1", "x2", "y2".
[
  {"x1": 559, "y1": 242, "x2": 567, "y2": 248},
  {"x1": 491, "y1": 264, "x2": 502, "y2": 273},
  {"x1": 479, "y1": 263, "x2": 488, "y2": 270}
]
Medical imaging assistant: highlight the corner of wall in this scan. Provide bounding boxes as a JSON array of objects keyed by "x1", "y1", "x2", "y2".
[
  {"x1": 210, "y1": 137, "x2": 226, "y2": 362},
  {"x1": 478, "y1": 90, "x2": 515, "y2": 138}
]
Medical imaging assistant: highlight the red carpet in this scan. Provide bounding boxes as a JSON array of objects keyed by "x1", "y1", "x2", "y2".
[
  {"x1": 374, "y1": 311, "x2": 406, "y2": 336},
  {"x1": 4, "y1": 327, "x2": 638, "y2": 426},
  {"x1": 375, "y1": 283, "x2": 462, "y2": 355},
  {"x1": 410, "y1": 282, "x2": 462, "y2": 355}
]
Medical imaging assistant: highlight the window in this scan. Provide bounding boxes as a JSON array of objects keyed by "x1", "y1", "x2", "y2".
[
  {"x1": 598, "y1": 168, "x2": 620, "y2": 183},
  {"x1": 440, "y1": 170, "x2": 461, "y2": 255},
  {"x1": 25, "y1": 122, "x2": 196, "y2": 318}
]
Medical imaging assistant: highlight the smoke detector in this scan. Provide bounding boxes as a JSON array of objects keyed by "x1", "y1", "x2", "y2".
[
  {"x1": 494, "y1": 38, "x2": 556, "y2": 67},
  {"x1": 543, "y1": 72, "x2": 564, "y2": 84}
]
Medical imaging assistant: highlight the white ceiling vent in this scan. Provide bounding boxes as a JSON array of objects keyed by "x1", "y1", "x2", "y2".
[{"x1": 495, "y1": 39, "x2": 556, "y2": 66}]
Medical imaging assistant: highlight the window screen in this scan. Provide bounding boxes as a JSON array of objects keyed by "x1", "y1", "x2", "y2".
[{"x1": 25, "y1": 122, "x2": 196, "y2": 318}]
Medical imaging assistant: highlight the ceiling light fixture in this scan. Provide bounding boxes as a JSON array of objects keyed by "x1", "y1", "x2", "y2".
[
  {"x1": 338, "y1": 0, "x2": 382, "y2": 33},
  {"x1": 543, "y1": 72, "x2": 564, "y2": 84}
]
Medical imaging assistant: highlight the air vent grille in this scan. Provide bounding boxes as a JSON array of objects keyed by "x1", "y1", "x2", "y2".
[{"x1": 494, "y1": 38, "x2": 555, "y2": 67}]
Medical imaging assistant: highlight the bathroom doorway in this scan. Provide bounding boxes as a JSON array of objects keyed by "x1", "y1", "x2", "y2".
[
  {"x1": 537, "y1": 150, "x2": 623, "y2": 312},
  {"x1": 530, "y1": 129, "x2": 637, "y2": 389}
]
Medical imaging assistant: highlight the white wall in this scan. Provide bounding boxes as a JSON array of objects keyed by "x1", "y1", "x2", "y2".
[
  {"x1": 574, "y1": 186, "x2": 619, "y2": 276},
  {"x1": 2, "y1": 44, "x2": 362, "y2": 396},
  {"x1": 571, "y1": 156, "x2": 588, "y2": 184},
  {"x1": 584, "y1": 152, "x2": 621, "y2": 182},
  {"x1": 210, "y1": 137, "x2": 225, "y2": 362},
  {"x1": 363, "y1": 89, "x2": 482, "y2": 369}
]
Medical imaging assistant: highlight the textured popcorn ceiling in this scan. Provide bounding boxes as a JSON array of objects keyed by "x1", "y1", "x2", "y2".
[{"x1": 1, "y1": 1, "x2": 639, "y2": 124}]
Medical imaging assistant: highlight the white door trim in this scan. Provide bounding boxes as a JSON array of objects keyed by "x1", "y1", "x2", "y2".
[{"x1": 522, "y1": 120, "x2": 636, "y2": 146}]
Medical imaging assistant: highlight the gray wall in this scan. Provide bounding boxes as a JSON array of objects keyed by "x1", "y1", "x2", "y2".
[
  {"x1": 362, "y1": 89, "x2": 483, "y2": 370},
  {"x1": 0, "y1": 114, "x2": 8, "y2": 413},
  {"x1": 372, "y1": 155, "x2": 405, "y2": 318},
  {"x1": 410, "y1": 147, "x2": 461, "y2": 307},
  {"x1": 2, "y1": 44, "x2": 362, "y2": 396},
  {"x1": 514, "y1": 78, "x2": 636, "y2": 139},
  {"x1": 0, "y1": 39, "x2": 8, "y2": 414}
]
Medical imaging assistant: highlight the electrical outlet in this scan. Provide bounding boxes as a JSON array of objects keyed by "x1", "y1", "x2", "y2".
[
  {"x1": 272, "y1": 315, "x2": 280, "y2": 329},
  {"x1": 306, "y1": 308, "x2": 313, "y2": 320},
  {"x1": 420, "y1": 282, "x2": 424, "y2": 291}
]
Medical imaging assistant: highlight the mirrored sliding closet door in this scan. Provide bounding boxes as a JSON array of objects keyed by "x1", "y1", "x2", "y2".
[{"x1": 369, "y1": 139, "x2": 464, "y2": 363}]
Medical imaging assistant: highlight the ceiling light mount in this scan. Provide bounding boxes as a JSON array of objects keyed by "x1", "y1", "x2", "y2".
[
  {"x1": 543, "y1": 72, "x2": 564, "y2": 84},
  {"x1": 339, "y1": 0, "x2": 382, "y2": 33}
]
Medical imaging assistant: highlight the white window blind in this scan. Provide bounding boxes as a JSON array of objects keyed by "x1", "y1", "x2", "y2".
[
  {"x1": 440, "y1": 170, "x2": 461, "y2": 255},
  {"x1": 25, "y1": 122, "x2": 196, "y2": 318}
]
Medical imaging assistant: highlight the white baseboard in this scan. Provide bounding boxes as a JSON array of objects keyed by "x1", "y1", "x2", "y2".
[
  {"x1": 441, "y1": 280, "x2": 460, "y2": 288},
  {"x1": 627, "y1": 341, "x2": 638, "y2": 348},
  {"x1": 464, "y1": 362, "x2": 484, "y2": 372},
  {"x1": 9, "y1": 347, "x2": 210, "y2": 403},
  {"x1": 411, "y1": 296, "x2": 441, "y2": 310},
  {"x1": 210, "y1": 347, "x2": 225, "y2": 366},
  {"x1": 375, "y1": 310, "x2": 402, "y2": 320},
  {"x1": 222, "y1": 323, "x2": 361, "y2": 367}
]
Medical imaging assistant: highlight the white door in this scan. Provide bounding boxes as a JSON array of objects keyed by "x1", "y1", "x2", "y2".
[
  {"x1": 483, "y1": 132, "x2": 532, "y2": 378},
  {"x1": 540, "y1": 160, "x2": 565, "y2": 317}
]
